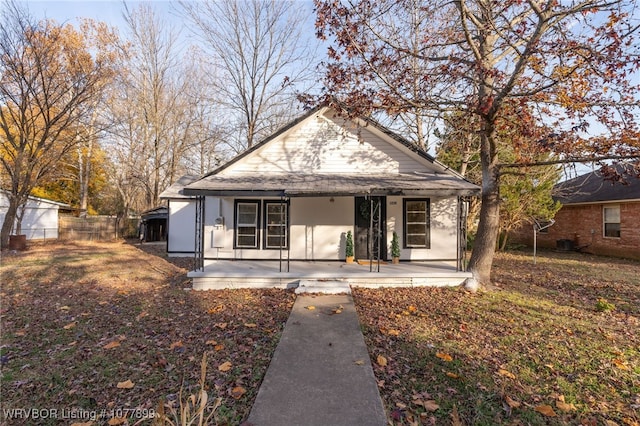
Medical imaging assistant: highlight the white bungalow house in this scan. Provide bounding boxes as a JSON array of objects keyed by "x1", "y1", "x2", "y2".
[{"x1": 161, "y1": 106, "x2": 479, "y2": 290}]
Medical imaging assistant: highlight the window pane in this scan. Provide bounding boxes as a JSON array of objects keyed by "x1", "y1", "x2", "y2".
[
  {"x1": 404, "y1": 199, "x2": 430, "y2": 249},
  {"x1": 267, "y1": 236, "x2": 286, "y2": 247},
  {"x1": 407, "y1": 234, "x2": 426, "y2": 247},
  {"x1": 406, "y1": 201, "x2": 426, "y2": 212},
  {"x1": 407, "y1": 212, "x2": 426, "y2": 223},
  {"x1": 264, "y1": 202, "x2": 288, "y2": 248},
  {"x1": 605, "y1": 223, "x2": 621, "y2": 238},
  {"x1": 235, "y1": 201, "x2": 259, "y2": 248},
  {"x1": 407, "y1": 224, "x2": 426, "y2": 234},
  {"x1": 604, "y1": 207, "x2": 620, "y2": 222},
  {"x1": 237, "y1": 235, "x2": 256, "y2": 247},
  {"x1": 237, "y1": 203, "x2": 257, "y2": 225}
]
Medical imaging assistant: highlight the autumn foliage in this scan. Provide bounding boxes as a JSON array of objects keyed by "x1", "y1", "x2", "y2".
[{"x1": 311, "y1": 0, "x2": 640, "y2": 284}]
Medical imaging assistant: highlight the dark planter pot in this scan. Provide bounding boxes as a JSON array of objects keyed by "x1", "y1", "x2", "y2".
[{"x1": 9, "y1": 234, "x2": 27, "y2": 251}]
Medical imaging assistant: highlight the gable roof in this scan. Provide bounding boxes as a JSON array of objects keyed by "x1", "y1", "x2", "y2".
[
  {"x1": 183, "y1": 107, "x2": 478, "y2": 197},
  {"x1": 554, "y1": 163, "x2": 640, "y2": 204}
]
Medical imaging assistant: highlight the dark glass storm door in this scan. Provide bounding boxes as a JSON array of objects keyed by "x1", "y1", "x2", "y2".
[{"x1": 354, "y1": 196, "x2": 386, "y2": 261}]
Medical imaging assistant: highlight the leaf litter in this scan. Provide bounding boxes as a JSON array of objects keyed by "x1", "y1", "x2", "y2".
[{"x1": 352, "y1": 250, "x2": 640, "y2": 425}]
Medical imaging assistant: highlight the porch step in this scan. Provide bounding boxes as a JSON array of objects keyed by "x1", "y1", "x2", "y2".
[{"x1": 295, "y1": 279, "x2": 351, "y2": 294}]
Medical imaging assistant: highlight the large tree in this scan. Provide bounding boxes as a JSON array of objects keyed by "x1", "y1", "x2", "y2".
[
  {"x1": 0, "y1": 2, "x2": 116, "y2": 247},
  {"x1": 106, "y1": 3, "x2": 216, "y2": 213},
  {"x1": 181, "y1": 0, "x2": 319, "y2": 150},
  {"x1": 436, "y1": 105, "x2": 562, "y2": 251},
  {"x1": 313, "y1": 0, "x2": 640, "y2": 284}
]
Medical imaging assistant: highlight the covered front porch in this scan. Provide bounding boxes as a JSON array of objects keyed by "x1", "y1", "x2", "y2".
[{"x1": 188, "y1": 259, "x2": 472, "y2": 290}]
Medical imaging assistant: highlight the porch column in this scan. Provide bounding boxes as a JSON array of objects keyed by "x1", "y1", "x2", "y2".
[{"x1": 194, "y1": 195, "x2": 205, "y2": 272}]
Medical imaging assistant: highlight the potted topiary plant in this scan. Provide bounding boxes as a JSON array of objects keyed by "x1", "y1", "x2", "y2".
[
  {"x1": 391, "y1": 231, "x2": 400, "y2": 264},
  {"x1": 345, "y1": 230, "x2": 355, "y2": 264}
]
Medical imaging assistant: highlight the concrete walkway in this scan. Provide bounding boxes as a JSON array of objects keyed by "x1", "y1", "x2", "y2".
[{"x1": 246, "y1": 294, "x2": 387, "y2": 426}]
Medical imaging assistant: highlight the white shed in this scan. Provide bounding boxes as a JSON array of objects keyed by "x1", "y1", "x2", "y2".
[{"x1": 0, "y1": 192, "x2": 69, "y2": 240}]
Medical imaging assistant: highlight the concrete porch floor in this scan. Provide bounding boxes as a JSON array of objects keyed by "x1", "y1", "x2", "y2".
[{"x1": 187, "y1": 260, "x2": 472, "y2": 290}]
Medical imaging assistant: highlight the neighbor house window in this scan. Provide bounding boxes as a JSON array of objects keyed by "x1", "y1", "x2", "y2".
[
  {"x1": 603, "y1": 205, "x2": 621, "y2": 238},
  {"x1": 403, "y1": 199, "x2": 430, "y2": 248},
  {"x1": 264, "y1": 201, "x2": 288, "y2": 249},
  {"x1": 235, "y1": 200, "x2": 260, "y2": 248}
]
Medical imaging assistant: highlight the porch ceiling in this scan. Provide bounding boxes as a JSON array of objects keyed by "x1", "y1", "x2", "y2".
[{"x1": 183, "y1": 172, "x2": 479, "y2": 197}]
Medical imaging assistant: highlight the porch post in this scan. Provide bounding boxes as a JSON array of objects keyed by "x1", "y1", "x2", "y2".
[
  {"x1": 194, "y1": 195, "x2": 205, "y2": 272},
  {"x1": 369, "y1": 195, "x2": 373, "y2": 272},
  {"x1": 286, "y1": 197, "x2": 290, "y2": 272}
]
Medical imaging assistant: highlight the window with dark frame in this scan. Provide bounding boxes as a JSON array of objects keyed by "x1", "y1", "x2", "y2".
[
  {"x1": 403, "y1": 199, "x2": 430, "y2": 248},
  {"x1": 264, "y1": 201, "x2": 288, "y2": 249},
  {"x1": 603, "y1": 205, "x2": 621, "y2": 238},
  {"x1": 235, "y1": 200, "x2": 260, "y2": 248}
]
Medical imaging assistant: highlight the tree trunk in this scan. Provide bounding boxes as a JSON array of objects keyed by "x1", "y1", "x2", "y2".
[
  {"x1": 468, "y1": 122, "x2": 501, "y2": 285},
  {"x1": 0, "y1": 198, "x2": 19, "y2": 248}
]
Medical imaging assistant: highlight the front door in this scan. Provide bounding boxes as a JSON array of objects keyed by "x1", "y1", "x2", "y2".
[{"x1": 354, "y1": 196, "x2": 386, "y2": 260}]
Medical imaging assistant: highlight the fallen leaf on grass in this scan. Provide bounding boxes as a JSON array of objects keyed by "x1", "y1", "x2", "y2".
[
  {"x1": 423, "y1": 400, "x2": 440, "y2": 411},
  {"x1": 63, "y1": 322, "x2": 77, "y2": 330},
  {"x1": 534, "y1": 405, "x2": 557, "y2": 417},
  {"x1": 612, "y1": 358, "x2": 629, "y2": 370},
  {"x1": 451, "y1": 404, "x2": 462, "y2": 426},
  {"x1": 218, "y1": 361, "x2": 232, "y2": 372},
  {"x1": 498, "y1": 368, "x2": 516, "y2": 379},
  {"x1": 136, "y1": 311, "x2": 148, "y2": 321},
  {"x1": 103, "y1": 341, "x2": 120, "y2": 350},
  {"x1": 208, "y1": 305, "x2": 225, "y2": 314},
  {"x1": 446, "y1": 372, "x2": 460, "y2": 379},
  {"x1": 205, "y1": 339, "x2": 218, "y2": 346},
  {"x1": 244, "y1": 323, "x2": 257, "y2": 328},
  {"x1": 170, "y1": 341, "x2": 183, "y2": 350},
  {"x1": 505, "y1": 396, "x2": 521, "y2": 408},
  {"x1": 387, "y1": 329, "x2": 400, "y2": 336},
  {"x1": 556, "y1": 400, "x2": 577, "y2": 412},
  {"x1": 231, "y1": 386, "x2": 246, "y2": 399},
  {"x1": 215, "y1": 322, "x2": 227, "y2": 329},
  {"x1": 107, "y1": 418, "x2": 126, "y2": 425},
  {"x1": 116, "y1": 380, "x2": 134, "y2": 389},
  {"x1": 70, "y1": 422, "x2": 93, "y2": 426},
  {"x1": 214, "y1": 344, "x2": 225, "y2": 351},
  {"x1": 377, "y1": 355, "x2": 388, "y2": 367},
  {"x1": 436, "y1": 352, "x2": 453, "y2": 362},
  {"x1": 14, "y1": 330, "x2": 26, "y2": 337}
]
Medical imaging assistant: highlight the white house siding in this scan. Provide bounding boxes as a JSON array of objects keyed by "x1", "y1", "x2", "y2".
[
  {"x1": 290, "y1": 197, "x2": 353, "y2": 260},
  {"x1": 167, "y1": 199, "x2": 196, "y2": 256},
  {"x1": 201, "y1": 195, "x2": 459, "y2": 263},
  {"x1": 385, "y1": 196, "x2": 458, "y2": 262},
  {"x1": 0, "y1": 193, "x2": 61, "y2": 240},
  {"x1": 218, "y1": 112, "x2": 432, "y2": 176}
]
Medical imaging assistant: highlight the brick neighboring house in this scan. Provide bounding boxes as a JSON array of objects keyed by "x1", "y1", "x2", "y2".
[{"x1": 511, "y1": 164, "x2": 640, "y2": 260}]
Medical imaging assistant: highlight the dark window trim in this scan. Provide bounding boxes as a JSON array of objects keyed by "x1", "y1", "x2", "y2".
[
  {"x1": 262, "y1": 200, "x2": 290, "y2": 250},
  {"x1": 403, "y1": 198, "x2": 431, "y2": 249},
  {"x1": 234, "y1": 199, "x2": 261, "y2": 249}
]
